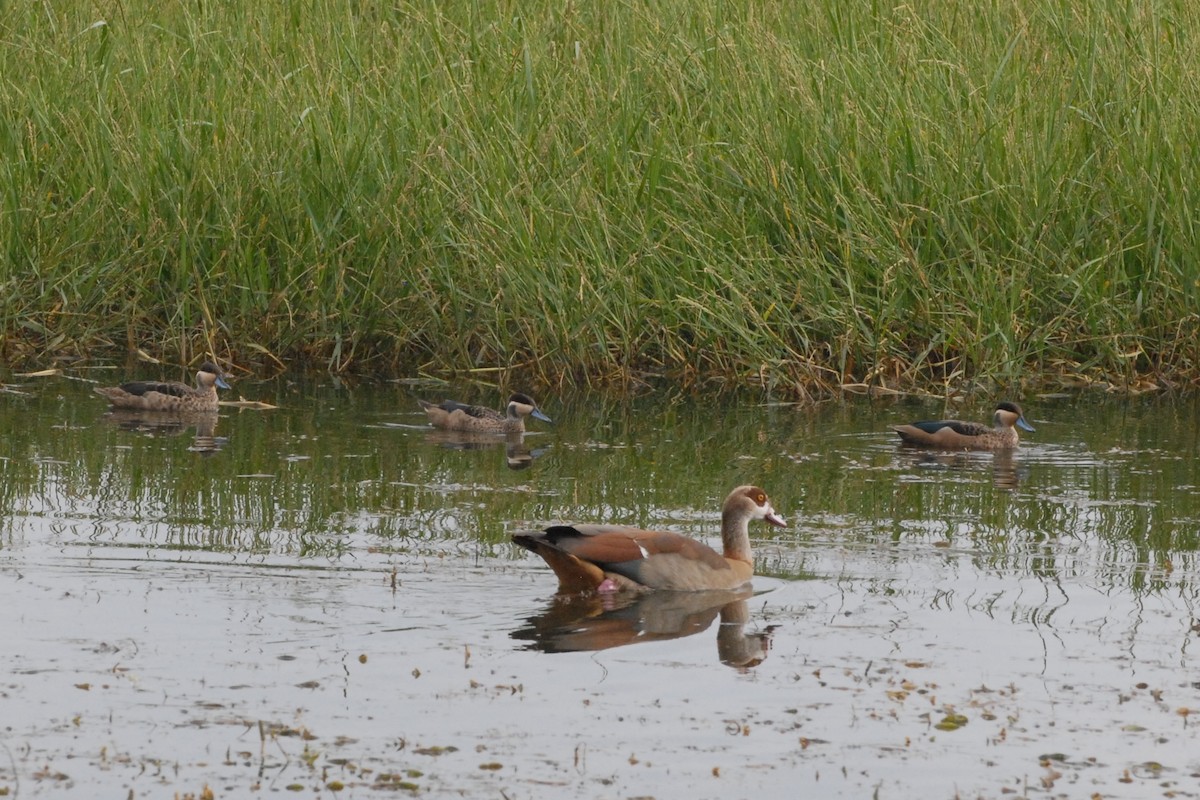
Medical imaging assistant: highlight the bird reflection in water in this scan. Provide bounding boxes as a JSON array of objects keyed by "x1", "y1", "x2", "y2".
[
  {"x1": 423, "y1": 430, "x2": 548, "y2": 471},
  {"x1": 512, "y1": 588, "x2": 777, "y2": 670},
  {"x1": 895, "y1": 447, "x2": 1026, "y2": 490},
  {"x1": 100, "y1": 409, "x2": 227, "y2": 456}
]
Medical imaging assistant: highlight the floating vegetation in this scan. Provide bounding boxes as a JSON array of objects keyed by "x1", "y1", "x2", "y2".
[
  {"x1": 414, "y1": 746, "x2": 459, "y2": 757},
  {"x1": 934, "y1": 713, "x2": 969, "y2": 732}
]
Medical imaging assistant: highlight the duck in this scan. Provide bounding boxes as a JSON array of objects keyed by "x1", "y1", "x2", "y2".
[
  {"x1": 891, "y1": 401, "x2": 1035, "y2": 450},
  {"x1": 512, "y1": 485, "x2": 786, "y2": 593},
  {"x1": 94, "y1": 362, "x2": 231, "y2": 412},
  {"x1": 418, "y1": 392, "x2": 552, "y2": 434}
]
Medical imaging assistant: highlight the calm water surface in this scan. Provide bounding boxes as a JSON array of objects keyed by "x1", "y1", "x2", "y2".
[{"x1": 2, "y1": 371, "x2": 1199, "y2": 799}]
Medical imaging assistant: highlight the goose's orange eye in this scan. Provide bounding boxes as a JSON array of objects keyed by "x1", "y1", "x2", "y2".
[{"x1": 756, "y1": 492, "x2": 765, "y2": 503}]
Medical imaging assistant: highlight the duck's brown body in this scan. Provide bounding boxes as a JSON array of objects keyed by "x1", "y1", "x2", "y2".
[
  {"x1": 418, "y1": 393, "x2": 551, "y2": 434},
  {"x1": 94, "y1": 362, "x2": 230, "y2": 412},
  {"x1": 892, "y1": 401, "x2": 1034, "y2": 450},
  {"x1": 513, "y1": 485, "x2": 785, "y2": 593}
]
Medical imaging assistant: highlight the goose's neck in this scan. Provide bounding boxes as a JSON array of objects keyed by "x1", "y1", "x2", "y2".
[{"x1": 721, "y1": 510, "x2": 752, "y2": 563}]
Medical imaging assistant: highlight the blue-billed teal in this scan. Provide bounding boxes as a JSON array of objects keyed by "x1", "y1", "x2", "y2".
[
  {"x1": 418, "y1": 392, "x2": 551, "y2": 434},
  {"x1": 512, "y1": 485, "x2": 786, "y2": 593},
  {"x1": 892, "y1": 401, "x2": 1035, "y2": 450},
  {"x1": 94, "y1": 362, "x2": 230, "y2": 412}
]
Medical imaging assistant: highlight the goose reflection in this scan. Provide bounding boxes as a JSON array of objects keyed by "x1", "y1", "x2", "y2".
[
  {"x1": 895, "y1": 447, "x2": 1026, "y2": 490},
  {"x1": 100, "y1": 409, "x2": 227, "y2": 455},
  {"x1": 423, "y1": 430, "x2": 547, "y2": 471},
  {"x1": 512, "y1": 588, "x2": 776, "y2": 670}
]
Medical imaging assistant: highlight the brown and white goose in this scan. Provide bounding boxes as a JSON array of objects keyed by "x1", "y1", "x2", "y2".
[{"x1": 512, "y1": 485, "x2": 785, "y2": 593}]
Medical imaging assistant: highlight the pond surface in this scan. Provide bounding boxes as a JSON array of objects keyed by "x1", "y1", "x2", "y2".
[{"x1": 2, "y1": 371, "x2": 1199, "y2": 799}]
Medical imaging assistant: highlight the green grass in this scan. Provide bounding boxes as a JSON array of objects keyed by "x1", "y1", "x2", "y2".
[{"x1": 2, "y1": 0, "x2": 1198, "y2": 396}]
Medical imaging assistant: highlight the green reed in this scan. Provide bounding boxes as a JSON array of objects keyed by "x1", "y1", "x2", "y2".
[{"x1": 2, "y1": 0, "x2": 1198, "y2": 396}]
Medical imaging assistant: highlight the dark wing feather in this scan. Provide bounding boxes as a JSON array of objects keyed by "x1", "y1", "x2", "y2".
[
  {"x1": 437, "y1": 400, "x2": 491, "y2": 419},
  {"x1": 538, "y1": 525, "x2": 645, "y2": 564},
  {"x1": 117, "y1": 381, "x2": 189, "y2": 399},
  {"x1": 910, "y1": 419, "x2": 989, "y2": 437},
  {"x1": 544, "y1": 525, "x2": 729, "y2": 574}
]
